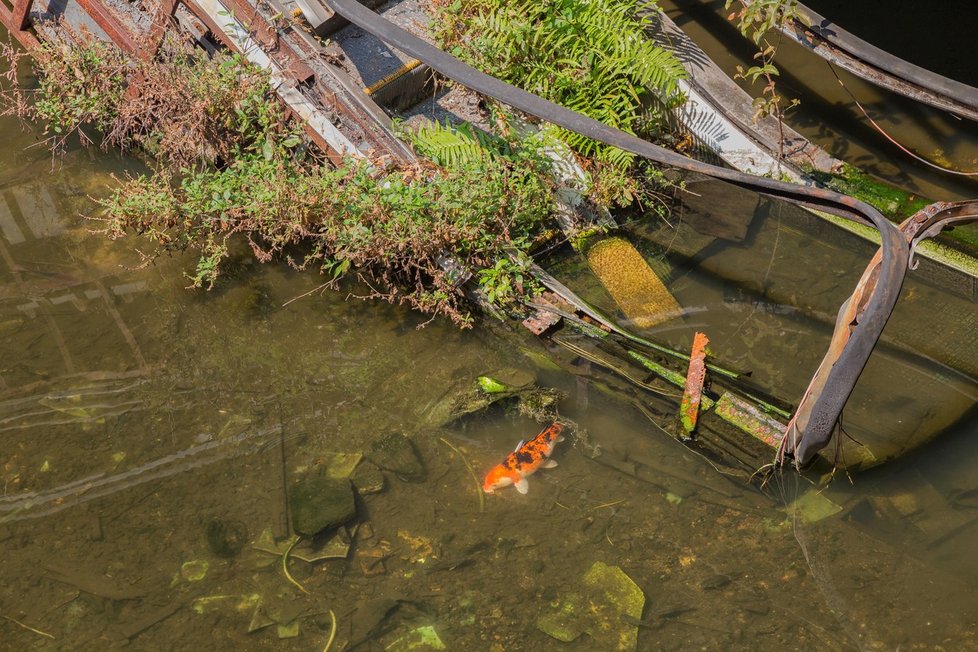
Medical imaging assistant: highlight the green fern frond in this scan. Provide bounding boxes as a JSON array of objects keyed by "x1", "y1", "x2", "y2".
[{"x1": 406, "y1": 120, "x2": 510, "y2": 170}]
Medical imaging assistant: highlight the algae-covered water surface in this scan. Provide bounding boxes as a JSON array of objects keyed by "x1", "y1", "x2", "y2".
[{"x1": 3, "y1": 45, "x2": 978, "y2": 652}]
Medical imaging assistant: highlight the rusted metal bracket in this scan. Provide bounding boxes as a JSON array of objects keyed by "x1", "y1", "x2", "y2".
[
  {"x1": 0, "y1": 0, "x2": 39, "y2": 49},
  {"x1": 75, "y1": 0, "x2": 139, "y2": 53},
  {"x1": 11, "y1": 0, "x2": 33, "y2": 30},
  {"x1": 778, "y1": 200, "x2": 978, "y2": 467}
]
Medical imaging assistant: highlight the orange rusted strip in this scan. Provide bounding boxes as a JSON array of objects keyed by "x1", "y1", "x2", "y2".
[
  {"x1": 217, "y1": 0, "x2": 315, "y2": 82},
  {"x1": 0, "y1": 0, "x2": 40, "y2": 51},
  {"x1": 75, "y1": 0, "x2": 138, "y2": 53},
  {"x1": 11, "y1": 0, "x2": 33, "y2": 30},
  {"x1": 679, "y1": 331, "x2": 709, "y2": 437},
  {"x1": 141, "y1": 0, "x2": 179, "y2": 60}
]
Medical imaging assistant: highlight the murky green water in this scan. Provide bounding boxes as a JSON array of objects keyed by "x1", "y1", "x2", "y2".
[
  {"x1": 661, "y1": 0, "x2": 978, "y2": 204},
  {"x1": 3, "y1": 28, "x2": 978, "y2": 652}
]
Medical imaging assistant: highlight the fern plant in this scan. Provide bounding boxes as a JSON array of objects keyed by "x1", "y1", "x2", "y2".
[
  {"x1": 406, "y1": 119, "x2": 511, "y2": 168},
  {"x1": 437, "y1": 0, "x2": 687, "y2": 175}
]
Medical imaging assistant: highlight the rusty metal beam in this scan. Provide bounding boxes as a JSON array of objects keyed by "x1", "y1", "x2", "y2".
[
  {"x1": 785, "y1": 17, "x2": 978, "y2": 123},
  {"x1": 181, "y1": 0, "x2": 347, "y2": 162},
  {"x1": 11, "y1": 0, "x2": 33, "y2": 30},
  {"x1": 215, "y1": 0, "x2": 314, "y2": 82},
  {"x1": 0, "y1": 1, "x2": 40, "y2": 50},
  {"x1": 74, "y1": 0, "x2": 139, "y2": 54},
  {"x1": 141, "y1": 0, "x2": 179, "y2": 60},
  {"x1": 276, "y1": 12, "x2": 417, "y2": 164}
]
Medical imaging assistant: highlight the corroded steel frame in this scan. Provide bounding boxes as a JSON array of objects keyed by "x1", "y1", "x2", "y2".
[{"x1": 0, "y1": 0, "x2": 415, "y2": 164}]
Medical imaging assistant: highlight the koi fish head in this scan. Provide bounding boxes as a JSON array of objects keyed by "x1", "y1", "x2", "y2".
[{"x1": 483, "y1": 465, "x2": 521, "y2": 493}]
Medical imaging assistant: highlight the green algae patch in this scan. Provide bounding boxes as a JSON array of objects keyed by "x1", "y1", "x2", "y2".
[
  {"x1": 386, "y1": 625, "x2": 446, "y2": 651},
  {"x1": 476, "y1": 375, "x2": 509, "y2": 394},
  {"x1": 537, "y1": 598, "x2": 584, "y2": 642},
  {"x1": 585, "y1": 237, "x2": 680, "y2": 329},
  {"x1": 324, "y1": 451, "x2": 363, "y2": 479},
  {"x1": 584, "y1": 562, "x2": 645, "y2": 650},
  {"x1": 786, "y1": 491, "x2": 843, "y2": 524},
  {"x1": 809, "y1": 164, "x2": 929, "y2": 220},
  {"x1": 715, "y1": 393, "x2": 787, "y2": 448},
  {"x1": 537, "y1": 561, "x2": 645, "y2": 650}
]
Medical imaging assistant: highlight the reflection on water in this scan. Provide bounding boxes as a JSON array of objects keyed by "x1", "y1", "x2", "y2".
[
  {"x1": 661, "y1": 0, "x2": 978, "y2": 204},
  {"x1": 2, "y1": 33, "x2": 978, "y2": 652}
]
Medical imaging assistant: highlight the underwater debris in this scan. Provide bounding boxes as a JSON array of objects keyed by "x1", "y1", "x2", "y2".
[
  {"x1": 679, "y1": 332, "x2": 709, "y2": 437},
  {"x1": 323, "y1": 452, "x2": 363, "y2": 479},
  {"x1": 537, "y1": 561, "x2": 645, "y2": 650},
  {"x1": 476, "y1": 376, "x2": 509, "y2": 394},
  {"x1": 386, "y1": 624, "x2": 447, "y2": 651},
  {"x1": 714, "y1": 393, "x2": 786, "y2": 448},
  {"x1": 351, "y1": 462, "x2": 386, "y2": 495},
  {"x1": 585, "y1": 237, "x2": 680, "y2": 329},
  {"x1": 786, "y1": 491, "x2": 843, "y2": 524},
  {"x1": 368, "y1": 433, "x2": 426, "y2": 483},
  {"x1": 179, "y1": 560, "x2": 209, "y2": 582},
  {"x1": 206, "y1": 518, "x2": 249, "y2": 558},
  {"x1": 288, "y1": 471, "x2": 357, "y2": 536}
]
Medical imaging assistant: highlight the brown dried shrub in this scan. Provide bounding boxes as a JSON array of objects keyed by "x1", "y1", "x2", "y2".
[{"x1": 2, "y1": 30, "x2": 287, "y2": 169}]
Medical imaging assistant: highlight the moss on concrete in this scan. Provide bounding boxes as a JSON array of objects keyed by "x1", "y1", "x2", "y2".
[
  {"x1": 809, "y1": 164, "x2": 930, "y2": 220},
  {"x1": 809, "y1": 163, "x2": 978, "y2": 255}
]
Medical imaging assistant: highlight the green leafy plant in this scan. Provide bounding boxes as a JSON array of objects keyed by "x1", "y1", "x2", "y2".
[
  {"x1": 476, "y1": 256, "x2": 535, "y2": 307},
  {"x1": 724, "y1": 0, "x2": 803, "y2": 157},
  {"x1": 99, "y1": 134, "x2": 553, "y2": 324},
  {"x1": 435, "y1": 0, "x2": 686, "y2": 205},
  {"x1": 2, "y1": 31, "x2": 296, "y2": 169}
]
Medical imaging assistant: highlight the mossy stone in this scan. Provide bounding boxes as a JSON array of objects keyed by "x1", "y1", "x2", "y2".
[
  {"x1": 368, "y1": 433, "x2": 425, "y2": 482},
  {"x1": 206, "y1": 518, "x2": 249, "y2": 558},
  {"x1": 351, "y1": 461, "x2": 386, "y2": 494},
  {"x1": 289, "y1": 472, "x2": 357, "y2": 536}
]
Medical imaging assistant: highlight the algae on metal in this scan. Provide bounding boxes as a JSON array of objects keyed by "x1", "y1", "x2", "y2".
[
  {"x1": 627, "y1": 349, "x2": 715, "y2": 410},
  {"x1": 809, "y1": 164, "x2": 930, "y2": 220},
  {"x1": 714, "y1": 393, "x2": 786, "y2": 448}
]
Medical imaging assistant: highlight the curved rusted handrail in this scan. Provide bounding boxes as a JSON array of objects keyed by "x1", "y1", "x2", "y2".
[
  {"x1": 794, "y1": 3, "x2": 978, "y2": 117},
  {"x1": 780, "y1": 200, "x2": 978, "y2": 466}
]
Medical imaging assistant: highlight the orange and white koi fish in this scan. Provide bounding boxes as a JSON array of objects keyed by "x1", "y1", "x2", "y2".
[{"x1": 483, "y1": 422, "x2": 564, "y2": 494}]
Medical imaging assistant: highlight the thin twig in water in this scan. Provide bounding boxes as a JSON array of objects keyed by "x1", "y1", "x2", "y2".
[
  {"x1": 282, "y1": 282, "x2": 330, "y2": 307},
  {"x1": 438, "y1": 437, "x2": 485, "y2": 512},
  {"x1": 282, "y1": 535, "x2": 309, "y2": 594},
  {"x1": 551, "y1": 336, "x2": 679, "y2": 398},
  {"x1": 323, "y1": 608, "x2": 337, "y2": 652},
  {"x1": 1, "y1": 615, "x2": 55, "y2": 639},
  {"x1": 591, "y1": 499, "x2": 625, "y2": 510}
]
